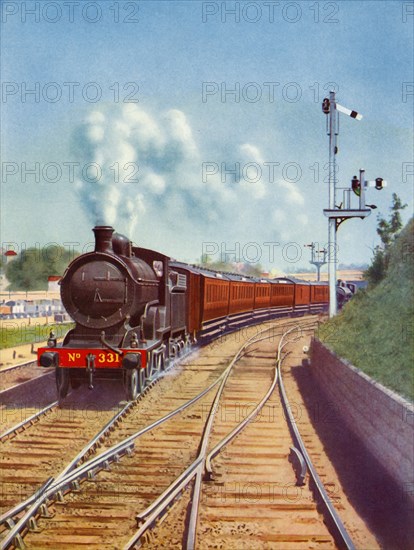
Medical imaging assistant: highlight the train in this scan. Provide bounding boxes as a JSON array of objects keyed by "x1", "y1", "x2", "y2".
[{"x1": 38, "y1": 226, "x2": 350, "y2": 400}]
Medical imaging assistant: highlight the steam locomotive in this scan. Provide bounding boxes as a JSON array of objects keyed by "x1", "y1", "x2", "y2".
[{"x1": 38, "y1": 226, "x2": 346, "y2": 400}]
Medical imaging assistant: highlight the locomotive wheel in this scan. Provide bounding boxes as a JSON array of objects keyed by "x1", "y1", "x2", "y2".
[
  {"x1": 124, "y1": 368, "x2": 144, "y2": 400},
  {"x1": 55, "y1": 367, "x2": 70, "y2": 399}
]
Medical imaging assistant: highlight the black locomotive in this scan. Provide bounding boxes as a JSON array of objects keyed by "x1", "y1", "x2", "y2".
[
  {"x1": 38, "y1": 225, "x2": 342, "y2": 400},
  {"x1": 39, "y1": 226, "x2": 188, "y2": 399}
]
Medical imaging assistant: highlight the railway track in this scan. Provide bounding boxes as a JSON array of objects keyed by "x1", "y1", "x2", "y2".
[
  {"x1": 0, "y1": 364, "x2": 57, "y2": 436},
  {"x1": 125, "y1": 322, "x2": 353, "y2": 550},
  {"x1": 0, "y1": 321, "x2": 275, "y2": 548},
  {"x1": 0, "y1": 317, "x2": 356, "y2": 550},
  {"x1": 1, "y1": 401, "x2": 59, "y2": 442},
  {"x1": 1, "y1": 360, "x2": 37, "y2": 374},
  {"x1": 0, "y1": 360, "x2": 51, "y2": 394}
]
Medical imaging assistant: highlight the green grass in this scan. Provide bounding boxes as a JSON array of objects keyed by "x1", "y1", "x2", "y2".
[
  {"x1": 0, "y1": 322, "x2": 74, "y2": 349},
  {"x1": 318, "y1": 219, "x2": 414, "y2": 402}
]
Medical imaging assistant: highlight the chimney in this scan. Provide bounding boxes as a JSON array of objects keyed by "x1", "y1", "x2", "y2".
[{"x1": 93, "y1": 226, "x2": 114, "y2": 253}]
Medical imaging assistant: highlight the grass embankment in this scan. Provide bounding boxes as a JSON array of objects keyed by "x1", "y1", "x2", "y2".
[
  {"x1": 0, "y1": 322, "x2": 74, "y2": 349},
  {"x1": 318, "y1": 219, "x2": 414, "y2": 402}
]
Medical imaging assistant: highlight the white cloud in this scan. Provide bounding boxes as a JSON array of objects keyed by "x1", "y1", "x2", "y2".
[{"x1": 278, "y1": 180, "x2": 305, "y2": 206}]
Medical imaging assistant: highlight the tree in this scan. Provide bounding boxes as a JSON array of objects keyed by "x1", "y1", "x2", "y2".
[
  {"x1": 376, "y1": 193, "x2": 407, "y2": 247},
  {"x1": 364, "y1": 194, "x2": 407, "y2": 285},
  {"x1": 5, "y1": 246, "x2": 78, "y2": 291},
  {"x1": 364, "y1": 246, "x2": 386, "y2": 286}
]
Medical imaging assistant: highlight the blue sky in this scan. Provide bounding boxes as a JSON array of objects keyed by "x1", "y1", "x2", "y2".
[{"x1": 1, "y1": 0, "x2": 413, "y2": 272}]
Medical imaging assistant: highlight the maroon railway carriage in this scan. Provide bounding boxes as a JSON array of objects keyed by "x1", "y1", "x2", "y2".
[
  {"x1": 272, "y1": 277, "x2": 329, "y2": 315},
  {"x1": 295, "y1": 279, "x2": 311, "y2": 313},
  {"x1": 269, "y1": 279, "x2": 295, "y2": 312},
  {"x1": 310, "y1": 281, "x2": 329, "y2": 313},
  {"x1": 273, "y1": 277, "x2": 310, "y2": 315},
  {"x1": 171, "y1": 263, "x2": 232, "y2": 340},
  {"x1": 202, "y1": 272, "x2": 231, "y2": 321},
  {"x1": 253, "y1": 279, "x2": 271, "y2": 324},
  {"x1": 38, "y1": 226, "x2": 330, "y2": 401},
  {"x1": 170, "y1": 266, "x2": 259, "y2": 338},
  {"x1": 254, "y1": 280, "x2": 271, "y2": 309}
]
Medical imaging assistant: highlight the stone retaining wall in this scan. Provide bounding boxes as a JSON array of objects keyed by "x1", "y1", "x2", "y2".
[{"x1": 310, "y1": 338, "x2": 414, "y2": 505}]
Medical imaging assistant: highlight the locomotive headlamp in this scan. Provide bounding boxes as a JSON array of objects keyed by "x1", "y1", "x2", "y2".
[
  {"x1": 122, "y1": 353, "x2": 141, "y2": 370},
  {"x1": 40, "y1": 351, "x2": 59, "y2": 368}
]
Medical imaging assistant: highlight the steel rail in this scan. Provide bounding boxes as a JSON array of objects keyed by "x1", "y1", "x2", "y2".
[
  {"x1": 185, "y1": 336, "x2": 250, "y2": 550},
  {"x1": 0, "y1": 348, "x2": 227, "y2": 550},
  {"x1": 0, "y1": 342, "x2": 195, "y2": 529},
  {"x1": 1, "y1": 317, "x2": 321, "y2": 549},
  {"x1": 205, "y1": 323, "x2": 316, "y2": 468},
  {"x1": 125, "y1": 323, "x2": 319, "y2": 549},
  {"x1": 277, "y1": 337, "x2": 356, "y2": 550},
  {"x1": 0, "y1": 401, "x2": 131, "y2": 529},
  {"x1": 0, "y1": 478, "x2": 55, "y2": 550},
  {"x1": 185, "y1": 325, "x2": 303, "y2": 550},
  {"x1": 124, "y1": 325, "x2": 285, "y2": 550},
  {"x1": 0, "y1": 401, "x2": 58, "y2": 442},
  {"x1": 0, "y1": 350, "x2": 189, "y2": 533},
  {"x1": 0, "y1": 359, "x2": 37, "y2": 374},
  {"x1": 204, "y1": 330, "x2": 289, "y2": 476},
  {"x1": 55, "y1": 401, "x2": 133, "y2": 480},
  {"x1": 132, "y1": 456, "x2": 203, "y2": 537}
]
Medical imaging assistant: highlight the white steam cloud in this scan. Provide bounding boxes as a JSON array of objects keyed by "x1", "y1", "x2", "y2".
[
  {"x1": 72, "y1": 104, "x2": 309, "y2": 262},
  {"x1": 73, "y1": 104, "x2": 201, "y2": 237}
]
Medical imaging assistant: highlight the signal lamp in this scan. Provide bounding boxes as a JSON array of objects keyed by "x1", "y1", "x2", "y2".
[{"x1": 351, "y1": 176, "x2": 360, "y2": 196}]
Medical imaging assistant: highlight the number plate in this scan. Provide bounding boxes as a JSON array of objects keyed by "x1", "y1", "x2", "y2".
[{"x1": 37, "y1": 348, "x2": 147, "y2": 368}]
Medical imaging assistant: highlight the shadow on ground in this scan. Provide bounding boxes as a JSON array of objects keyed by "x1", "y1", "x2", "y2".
[
  {"x1": 291, "y1": 363, "x2": 413, "y2": 550},
  {"x1": 1, "y1": 373, "x2": 126, "y2": 411}
]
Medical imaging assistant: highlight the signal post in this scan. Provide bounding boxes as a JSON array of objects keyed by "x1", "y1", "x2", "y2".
[{"x1": 322, "y1": 91, "x2": 385, "y2": 317}]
